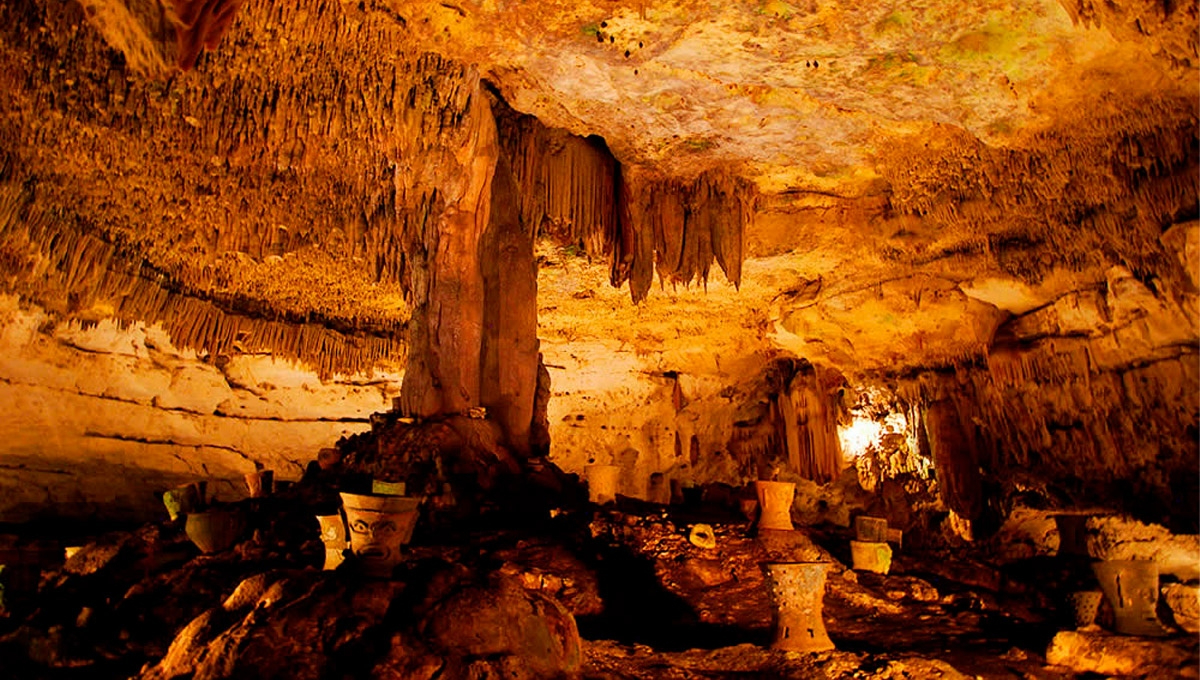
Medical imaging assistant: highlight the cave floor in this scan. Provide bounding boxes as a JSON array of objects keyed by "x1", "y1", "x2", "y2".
[{"x1": 0, "y1": 499, "x2": 1196, "y2": 679}]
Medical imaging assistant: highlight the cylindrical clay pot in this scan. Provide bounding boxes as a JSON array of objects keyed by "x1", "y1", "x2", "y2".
[
  {"x1": 1092, "y1": 560, "x2": 1169, "y2": 637},
  {"x1": 584, "y1": 464, "x2": 621, "y2": 505},
  {"x1": 849, "y1": 540, "x2": 893, "y2": 575},
  {"x1": 340, "y1": 492, "x2": 421, "y2": 578},
  {"x1": 162, "y1": 483, "x2": 201, "y2": 521},
  {"x1": 755, "y1": 481, "x2": 796, "y2": 531},
  {"x1": 1067, "y1": 590, "x2": 1103, "y2": 629},
  {"x1": 763, "y1": 562, "x2": 835, "y2": 653},
  {"x1": 854, "y1": 516, "x2": 888, "y2": 542}
]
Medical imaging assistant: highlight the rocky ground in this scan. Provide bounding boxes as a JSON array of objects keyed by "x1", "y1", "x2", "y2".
[{"x1": 0, "y1": 475, "x2": 1197, "y2": 680}]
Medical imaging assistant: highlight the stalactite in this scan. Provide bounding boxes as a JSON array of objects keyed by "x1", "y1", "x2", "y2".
[
  {"x1": 0, "y1": 178, "x2": 404, "y2": 379},
  {"x1": 495, "y1": 105, "x2": 755, "y2": 303},
  {"x1": 879, "y1": 99, "x2": 1198, "y2": 289}
]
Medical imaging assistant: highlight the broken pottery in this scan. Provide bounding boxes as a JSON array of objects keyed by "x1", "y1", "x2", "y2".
[
  {"x1": 162, "y1": 482, "x2": 204, "y2": 521},
  {"x1": 316, "y1": 512, "x2": 349, "y2": 571},
  {"x1": 244, "y1": 470, "x2": 274, "y2": 498},
  {"x1": 185, "y1": 508, "x2": 245, "y2": 554},
  {"x1": 762, "y1": 562, "x2": 835, "y2": 653},
  {"x1": 854, "y1": 516, "x2": 889, "y2": 542},
  {"x1": 755, "y1": 481, "x2": 796, "y2": 531},
  {"x1": 1092, "y1": 560, "x2": 1170, "y2": 637},
  {"x1": 340, "y1": 492, "x2": 421, "y2": 577},
  {"x1": 689, "y1": 524, "x2": 717, "y2": 549},
  {"x1": 584, "y1": 464, "x2": 620, "y2": 505},
  {"x1": 850, "y1": 540, "x2": 893, "y2": 574}
]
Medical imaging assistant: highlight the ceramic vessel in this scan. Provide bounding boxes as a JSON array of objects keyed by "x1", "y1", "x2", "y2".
[
  {"x1": 163, "y1": 482, "x2": 203, "y2": 521},
  {"x1": 584, "y1": 464, "x2": 621, "y2": 505},
  {"x1": 850, "y1": 540, "x2": 893, "y2": 574},
  {"x1": 315, "y1": 512, "x2": 349, "y2": 570},
  {"x1": 316, "y1": 512, "x2": 348, "y2": 544},
  {"x1": 885, "y1": 527, "x2": 904, "y2": 548},
  {"x1": 340, "y1": 492, "x2": 421, "y2": 577},
  {"x1": 1068, "y1": 590, "x2": 1103, "y2": 628},
  {"x1": 185, "y1": 508, "x2": 244, "y2": 554},
  {"x1": 244, "y1": 470, "x2": 274, "y2": 498},
  {"x1": 1092, "y1": 560, "x2": 1169, "y2": 636},
  {"x1": 763, "y1": 562, "x2": 835, "y2": 653},
  {"x1": 854, "y1": 516, "x2": 888, "y2": 542},
  {"x1": 755, "y1": 481, "x2": 796, "y2": 531},
  {"x1": 323, "y1": 547, "x2": 347, "y2": 571}
]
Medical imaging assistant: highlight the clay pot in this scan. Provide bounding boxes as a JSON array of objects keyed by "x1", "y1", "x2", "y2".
[
  {"x1": 1068, "y1": 590, "x2": 1103, "y2": 628},
  {"x1": 316, "y1": 512, "x2": 348, "y2": 544},
  {"x1": 244, "y1": 470, "x2": 274, "y2": 498},
  {"x1": 885, "y1": 527, "x2": 903, "y2": 548},
  {"x1": 755, "y1": 481, "x2": 795, "y2": 531},
  {"x1": 584, "y1": 464, "x2": 621, "y2": 505},
  {"x1": 162, "y1": 482, "x2": 203, "y2": 521},
  {"x1": 1092, "y1": 560, "x2": 1169, "y2": 636},
  {"x1": 762, "y1": 562, "x2": 835, "y2": 653},
  {"x1": 185, "y1": 508, "x2": 244, "y2": 554},
  {"x1": 340, "y1": 492, "x2": 421, "y2": 578},
  {"x1": 316, "y1": 513, "x2": 349, "y2": 571},
  {"x1": 854, "y1": 516, "x2": 888, "y2": 542},
  {"x1": 1053, "y1": 514, "x2": 1090, "y2": 557},
  {"x1": 323, "y1": 547, "x2": 347, "y2": 571},
  {"x1": 850, "y1": 540, "x2": 893, "y2": 575}
]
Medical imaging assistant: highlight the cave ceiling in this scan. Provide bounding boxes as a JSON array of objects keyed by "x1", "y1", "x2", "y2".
[{"x1": 0, "y1": 0, "x2": 1196, "y2": 380}]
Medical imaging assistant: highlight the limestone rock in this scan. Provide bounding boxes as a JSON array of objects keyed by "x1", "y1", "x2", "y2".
[
  {"x1": 1087, "y1": 516, "x2": 1200, "y2": 581},
  {"x1": 422, "y1": 578, "x2": 582, "y2": 679},
  {"x1": 1162, "y1": 583, "x2": 1200, "y2": 634},
  {"x1": 1046, "y1": 630, "x2": 1197, "y2": 678}
]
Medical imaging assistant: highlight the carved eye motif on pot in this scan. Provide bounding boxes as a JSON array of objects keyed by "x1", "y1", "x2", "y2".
[{"x1": 349, "y1": 517, "x2": 400, "y2": 559}]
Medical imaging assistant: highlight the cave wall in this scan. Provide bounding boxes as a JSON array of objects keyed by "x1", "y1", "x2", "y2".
[
  {"x1": 0, "y1": 295, "x2": 400, "y2": 523},
  {"x1": 899, "y1": 229, "x2": 1200, "y2": 532}
]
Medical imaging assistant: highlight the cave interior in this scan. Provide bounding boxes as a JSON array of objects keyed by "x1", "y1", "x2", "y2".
[{"x1": 0, "y1": 0, "x2": 1198, "y2": 678}]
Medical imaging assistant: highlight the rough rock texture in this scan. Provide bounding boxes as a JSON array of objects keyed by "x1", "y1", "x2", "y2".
[
  {"x1": 0, "y1": 0, "x2": 1196, "y2": 539},
  {"x1": 0, "y1": 295, "x2": 399, "y2": 523},
  {"x1": 1085, "y1": 515, "x2": 1200, "y2": 581},
  {"x1": 1046, "y1": 629, "x2": 1198, "y2": 678},
  {"x1": 1162, "y1": 583, "x2": 1200, "y2": 634}
]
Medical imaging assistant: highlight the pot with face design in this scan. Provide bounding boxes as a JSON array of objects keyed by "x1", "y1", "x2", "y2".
[{"x1": 339, "y1": 492, "x2": 421, "y2": 578}]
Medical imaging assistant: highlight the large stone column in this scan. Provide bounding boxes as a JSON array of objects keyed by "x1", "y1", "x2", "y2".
[
  {"x1": 397, "y1": 88, "x2": 498, "y2": 419},
  {"x1": 397, "y1": 88, "x2": 540, "y2": 456},
  {"x1": 480, "y1": 153, "x2": 539, "y2": 456}
]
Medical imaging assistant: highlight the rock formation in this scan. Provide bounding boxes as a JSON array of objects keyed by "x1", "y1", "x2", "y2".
[{"x1": 0, "y1": 0, "x2": 1196, "y2": 677}]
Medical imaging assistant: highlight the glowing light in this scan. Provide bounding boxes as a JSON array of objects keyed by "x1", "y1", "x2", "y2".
[{"x1": 838, "y1": 417, "x2": 885, "y2": 459}]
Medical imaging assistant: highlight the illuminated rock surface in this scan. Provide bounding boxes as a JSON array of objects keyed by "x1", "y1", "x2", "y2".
[{"x1": 0, "y1": 0, "x2": 1196, "y2": 677}]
